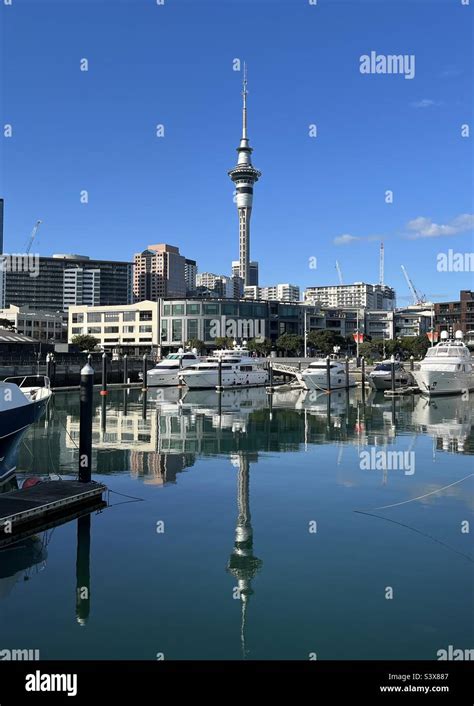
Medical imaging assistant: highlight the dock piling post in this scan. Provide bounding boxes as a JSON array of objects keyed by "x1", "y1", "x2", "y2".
[
  {"x1": 100, "y1": 352, "x2": 108, "y2": 396},
  {"x1": 46, "y1": 353, "x2": 52, "y2": 381},
  {"x1": 79, "y1": 363, "x2": 94, "y2": 483},
  {"x1": 267, "y1": 360, "x2": 274, "y2": 393},
  {"x1": 410, "y1": 355, "x2": 414, "y2": 372},
  {"x1": 142, "y1": 354, "x2": 148, "y2": 391},
  {"x1": 326, "y1": 356, "x2": 331, "y2": 392},
  {"x1": 216, "y1": 357, "x2": 223, "y2": 392},
  {"x1": 361, "y1": 356, "x2": 366, "y2": 401},
  {"x1": 391, "y1": 354, "x2": 396, "y2": 393},
  {"x1": 345, "y1": 356, "x2": 349, "y2": 390},
  {"x1": 123, "y1": 354, "x2": 128, "y2": 385}
]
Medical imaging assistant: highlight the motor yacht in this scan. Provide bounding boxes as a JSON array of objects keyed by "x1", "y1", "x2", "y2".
[
  {"x1": 296, "y1": 360, "x2": 356, "y2": 391},
  {"x1": 369, "y1": 361, "x2": 414, "y2": 391},
  {"x1": 412, "y1": 330, "x2": 473, "y2": 396},
  {"x1": 0, "y1": 377, "x2": 52, "y2": 483},
  {"x1": 178, "y1": 348, "x2": 268, "y2": 389},
  {"x1": 144, "y1": 349, "x2": 201, "y2": 387}
]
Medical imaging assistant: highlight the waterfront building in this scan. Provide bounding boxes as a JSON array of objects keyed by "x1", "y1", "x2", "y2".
[
  {"x1": 394, "y1": 306, "x2": 432, "y2": 338},
  {"x1": 365, "y1": 310, "x2": 395, "y2": 341},
  {"x1": 196, "y1": 272, "x2": 242, "y2": 299},
  {"x1": 305, "y1": 283, "x2": 396, "y2": 311},
  {"x1": 232, "y1": 260, "x2": 259, "y2": 287},
  {"x1": 5, "y1": 254, "x2": 133, "y2": 312},
  {"x1": 184, "y1": 258, "x2": 197, "y2": 294},
  {"x1": 0, "y1": 304, "x2": 65, "y2": 342},
  {"x1": 68, "y1": 300, "x2": 159, "y2": 354},
  {"x1": 228, "y1": 66, "x2": 261, "y2": 287},
  {"x1": 133, "y1": 244, "x2": 186, "y2": 301},
  {"x1": 244, "y1": 284, "x2": 300, "y2": 302},
  {"x1": 434, "y1": 290, "x2": 474, "y2": 334}
]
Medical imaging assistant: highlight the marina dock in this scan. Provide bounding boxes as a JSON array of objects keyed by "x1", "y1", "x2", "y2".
[{"x1": 0, "y1": 480, "x2": 107, "y2": 547}]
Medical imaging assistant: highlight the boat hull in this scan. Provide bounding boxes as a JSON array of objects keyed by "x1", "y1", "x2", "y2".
[
  {"x1": 179, "y1": 369, "x2": 268, "y2": 389},
  {"x1": 412, "y1": 369, "x2": 474, "y2": 396},
  {"x1": 370, "y1": 373, "x2": 413, "y2": 391},
  {"x1": 297, "y1": 372, "x2": 356, "y2": 391},
  {"x1": 0, "y1": 395, "x2": 50, "y2": 482}
]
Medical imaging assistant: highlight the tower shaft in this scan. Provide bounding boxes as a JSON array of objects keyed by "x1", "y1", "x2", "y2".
[{"x1": 228, "y1": 64, "x2": 261, "y2": 288}]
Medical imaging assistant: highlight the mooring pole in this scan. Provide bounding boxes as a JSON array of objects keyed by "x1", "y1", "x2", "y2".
[
  {"x1": 391, "y1": 354, "x2": 396, "y2": 393},
  {"x1": 46, "y1": 353, "x2": 52, "y2": 381},
  {"x1": 76, "y1": 513, "x2": 91, "y2": 625},
  {"x1": 410, "y1": 355, "x2": 414, "y2": 372},
  {"x1": 142, "y1": 353, "x2": 148, "y2": 392},
  {"x1": 326, "y1": 356, "x2": 331, "y2": 392},
  {"x1": 123, "y1": 354, "x2": 128, "y2": 385},
  {"x1": 216, "y1": 357, "x2": 223, "y2": 392},
  {"x1": 267, "y1": 360, "x2": 274, "y2": 394},
  {"x1": 345, "y1": 356, "x2": 349, "y2": 390},
  {"x1": 79, "y1": 363, "x2": 94, "y2": 483},
  {"x1": 361, "y1": 356, "x2": 366, "y2": 401},
  {"x1": 100, "y1": 352, "x2": 108, "y2": 396}
]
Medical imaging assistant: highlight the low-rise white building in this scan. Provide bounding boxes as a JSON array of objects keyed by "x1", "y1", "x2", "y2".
[
  {"x1": 0, "y1": 304, "x2": 65, "y2": 342},
  {"x1": 305, "y1": 283, "x2": 395, "y2": 311},
  {"x1": 68, "y1": 300, "x2": 160, "y2": 354},
  {"x1": 245, "y1": 284, "x2": 300, "y2": 302}
]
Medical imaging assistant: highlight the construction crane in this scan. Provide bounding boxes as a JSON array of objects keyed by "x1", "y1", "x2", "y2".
[
  {"x1": 25, "y1": 220, "x2": 42, "y2": 254},
  {"x1": 401, "y1": 265, "x2": 425, "y2": 305},
  {"x1": 379, "y1": 242, "x2": 384, "y2": 286},
  {"x1": 335, "y1": 260, "x2": 343, "y2": 285}
]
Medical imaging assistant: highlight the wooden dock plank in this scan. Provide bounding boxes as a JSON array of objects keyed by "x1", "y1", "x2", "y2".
[{"x1": 0, "y1": 480, "x2": 107, "y2": 527}]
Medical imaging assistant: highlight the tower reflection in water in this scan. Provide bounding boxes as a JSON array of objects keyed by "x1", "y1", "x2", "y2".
[{"x1": 227, "y1": 453, "x2": 262, "y2": 658}]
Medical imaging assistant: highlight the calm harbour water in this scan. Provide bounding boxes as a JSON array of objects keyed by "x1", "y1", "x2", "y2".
[{"x1": 1, "y1": 386, "x2": 473, "y2": 660}]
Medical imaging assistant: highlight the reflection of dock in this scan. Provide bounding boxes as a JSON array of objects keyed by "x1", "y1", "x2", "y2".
[{"x1": 0, "y1": 481, "x2": 106, "y2": 547}]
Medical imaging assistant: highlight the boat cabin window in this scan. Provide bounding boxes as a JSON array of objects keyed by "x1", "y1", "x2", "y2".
[
  {"x1": 240, "y1": 365, "x2": 253, "y2": 371},
  {"x1": 166, "y1": 354, "x2": 180, "y2": 359},
  {"x1": 182, "y1": 354, "x2": 196, "y2": 359}
]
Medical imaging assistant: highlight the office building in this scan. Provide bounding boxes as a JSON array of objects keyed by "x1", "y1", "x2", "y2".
[
  {"x1": 232, "y1": 260, "x2": 259, "y2": 287},
  {"x1": 184, "y1": 258, "x2": 197, "y2": 294},
  {"x1": 133, "y1": 244, "x2": 186, "y2": 301},
  {"x1": 0, "y1": 304, "x2": 65, "y2": 341},
  {"x1": 244, "y1": 284, "x2": 300, "y2": 302},
  {"x1": 5, "y1": 254, "x2": 132, "y2": 312}
]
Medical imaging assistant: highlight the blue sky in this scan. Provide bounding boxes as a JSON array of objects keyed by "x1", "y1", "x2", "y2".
[{"x1": 1, "y1": 0, "x2": 473, "y2": 303}]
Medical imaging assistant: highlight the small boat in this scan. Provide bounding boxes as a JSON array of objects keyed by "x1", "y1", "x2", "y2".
[
  {"x1": 369, "y1": 361, "x2": 414, "y2": 391},
  {"x1": 296, "y1": 360, "x2": 356, "y2": 391},
  {"x1": 412, "y1": 330, "x2": 473, "y2": 397},
  {"x1": 0, "y1": 376, "x2": 52, "y2": 483},
  {"x1": 178, "y1": 347, "x2": 268, "y2": 389},
  {"x1": 144, "y1": 349, "x2": 201, "y2": 387}
]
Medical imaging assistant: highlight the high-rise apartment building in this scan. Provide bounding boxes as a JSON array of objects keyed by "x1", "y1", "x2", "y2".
[
  {"x1": 232, "y1": 260, "x2": 258, "y2": 287},
  {"x1": 184, "y1": 258, "x2": 197, "y2": 294},
  {"x1": 133, "y1": 244, "x2": 186, "y2": 301},
  {"x1": 244, "y1": 283, "x2": 300, "y2": 302},
  {"x1": 305, "y1": 283, "x2": 396, "y2": 311}
]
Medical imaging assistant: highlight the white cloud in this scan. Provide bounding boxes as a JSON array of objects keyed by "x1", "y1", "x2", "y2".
[
  {"x1": 411, "y1": 99, "x2": 441, "y2": 109},
  {"x1": 407, "y1": 214, "x2": 474, "y2": 239},
  {"x1": 333, "y1": 234, "x2": 360, "y2": 245}
]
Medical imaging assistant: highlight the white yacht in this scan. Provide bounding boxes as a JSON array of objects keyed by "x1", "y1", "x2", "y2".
[
  {"x1": 412, "y1": 330, "x2": 473, "y2": 396},
  {"x1": 296, "y1": 360, "x2": 356, "y2": 391},
  {"x1": 145, "y1": 349, "x2": 201, "y2": 387},
  {"x1": 178, "y1": 348, "x2": 268, "y2": 389},
  {"x1": 369, "y1": 361, "x2": 414, "y2": 391}
]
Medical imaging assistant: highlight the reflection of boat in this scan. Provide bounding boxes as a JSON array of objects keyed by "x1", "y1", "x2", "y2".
[
  {"x1": 0, "y1": 535, "x2": 47, "y2": 600},
  {"x1": 179, "y1": 350, "x2": 268, "y2": 389},
  {"x1": 296, "y1": 360, "x2": 356, "y2": 391},
  {"x1": 144, "y1": 350, "x2": 201, "y2": 387},
  {"x1": 369, "y1": 361, "x2": 413, "y2": 390},
  {"x1": 411, "y1": 395, "x2": 473, "y2": 453},
  {"x1": 182, "y1": 387, "x2": 267, "y2": 411},
  {"x1": 412, "y1": 331, "x2": 473, "y2": 396},
  {"x1": 0, "y1": 378, "x2": 52, "y2": 482}
]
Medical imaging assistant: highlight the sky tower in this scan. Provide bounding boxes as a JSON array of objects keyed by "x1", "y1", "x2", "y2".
[{"x1": 228, "y1": 64, "x2": 261, "y2": 288}]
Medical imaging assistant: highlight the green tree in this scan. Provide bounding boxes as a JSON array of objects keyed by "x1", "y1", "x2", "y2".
[
  {"x1": 307, "y1": 330, "x2": 345, "y2": 355},
  {"x1": 0, "y1": 318, "x2": 15, "y2": 331},
  {"x1": 186, "y1": 338, "x2": 205, "y2": 353},
  {"x1": 246, "y1": 337, "x2": 273, "y2": 356},
  {"x1": 214, "y1": 336, "x2": 235, "y2": 349},
  {"x1": 71, "y1": 334, "x2": 100, "y2": 351},
  {"x1": 276, "y1": 333, "x2": 303, "y2": 356}
]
